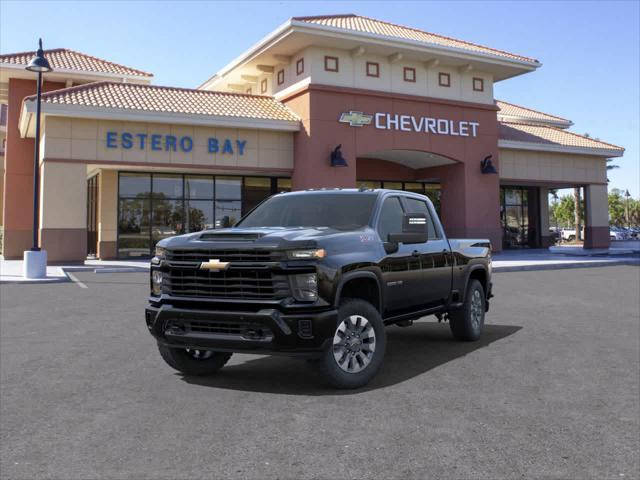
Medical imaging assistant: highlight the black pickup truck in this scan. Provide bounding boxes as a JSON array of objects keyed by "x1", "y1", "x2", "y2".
[{"x1": 146, "y1": 189, "x2": 493, "y2": 388}]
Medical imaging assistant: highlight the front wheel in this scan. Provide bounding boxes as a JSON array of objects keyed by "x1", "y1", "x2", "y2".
[
  {"x1": 313, "y1": 298, "x2": 386, "y2": 389},
  {"x1": 449, "y1": 279, "x2": 485, "y2": 341},
  {"x1": 158, "y1": 344, "x2": 232, "y2": 376}
]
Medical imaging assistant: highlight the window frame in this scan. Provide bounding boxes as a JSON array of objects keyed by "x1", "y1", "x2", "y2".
[
  {"x1": 277, "y1": 69, "x2": 284, "y2": 85},
  {"x1": 403, "y1": 67, "x2": 416, "y2": 83},
  {"x1": 260, "y1": 78, "x2": 268, "y2": 94},
  {"x1": 366, "y1": 61, "x2": 380, "y2": 78},
  {"x1": 472, "y1": 77, "x2": 484, "y2": 92},
  {"x1": 324, "y1": 55, "x2": 339, "y2": 72},
  {"x1": 296, "y1": 58, "x2": 304, "y2": 75},
  {"x1": 438, "y1": 72, "x2": 451, "y2": 87}
]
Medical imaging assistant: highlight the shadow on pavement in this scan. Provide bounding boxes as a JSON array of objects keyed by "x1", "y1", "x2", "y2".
[{"x1": 180, "y1": 322, "x2": 522, "y2": 395}]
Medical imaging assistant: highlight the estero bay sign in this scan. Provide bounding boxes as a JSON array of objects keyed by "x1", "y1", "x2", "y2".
[
  {"x1": 339, "y1": 111, "x2": 480, "y2": 137},
  {"x1": 105, "y1": 131, "x2": 248, "y2": 155}
]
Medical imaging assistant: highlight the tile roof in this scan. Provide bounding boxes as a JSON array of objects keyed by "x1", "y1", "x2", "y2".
[
  {"x1": 293, "y1": 14, "x2": 538, "y2": 64},
  {"x1": 496, "y1": 100, "x2": 572, "y2": 126},
  {"x1": 26, "y1": 81, "x2": 299, "y2": 122},
  {"x1": 499, "y1": 122, "x2": 624, "y2": 154},
  {"x1": 0, "y1": 48, "x2": 152, "y2": 78}
]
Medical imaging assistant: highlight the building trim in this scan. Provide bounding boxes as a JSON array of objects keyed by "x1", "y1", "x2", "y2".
[
  {"x1": 0, "y1": 62, "x2": 151, "y2": 83},
  {"x1": 497, "y1": 114, "x2": 573, "y2": 129},
  {"x1": 43, "y1": 157, "x2": 294, "y2": 174},
  {"x1": 498, "y1": 140, "x2": 623, "y2": 158},
  {"x1": 499, "y1": 178, "x2": 608, "y2": 187},
  {"x1": 19, "y1": 101, "x2": 301, "y2": 138},
  {"x1": 277, "y1": 82, "x2": 500, "y2": 111}
]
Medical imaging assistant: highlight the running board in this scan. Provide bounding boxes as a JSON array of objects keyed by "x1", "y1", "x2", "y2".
[{"x1": 383, "y1": 305, "x2": 447, "y2": 325}]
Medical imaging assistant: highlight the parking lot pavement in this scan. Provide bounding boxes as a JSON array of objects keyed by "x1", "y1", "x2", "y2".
[{"x1": 1, "y1": 266, "x2": 638, "y2": 480}]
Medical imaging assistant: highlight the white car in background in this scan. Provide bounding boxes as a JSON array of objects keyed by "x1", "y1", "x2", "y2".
[{"x1": 610, "y1": 228, "x2": 628, "y2": 241}]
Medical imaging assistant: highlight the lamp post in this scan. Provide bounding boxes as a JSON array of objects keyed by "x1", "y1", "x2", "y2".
[
  {"x1": 23, "y1": 39, "x2": 52, "y2": 279},
  {"x1": 624, "y1": 189, "x2": 631, "y2": 230}
]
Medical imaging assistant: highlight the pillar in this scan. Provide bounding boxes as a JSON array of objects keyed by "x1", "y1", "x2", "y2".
[
  {"x1": 98, "y1": 170, "x2": 118, "y2": 259},
  {"x1": 39, "y1": 161, "x2": 87, "y2": 262},
  {"x1": 539, "y1": 188, "x2": 553, "y2": 247},
  {"x1": 584, "y1": 184, "x2": 610, "y2": 249}
]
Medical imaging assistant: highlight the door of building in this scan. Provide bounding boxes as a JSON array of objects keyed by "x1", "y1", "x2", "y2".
[
  {"x1": 501, "y1": 186, "x2": 540, "y2": 248},
  {"x1": 87, "y1": 175, "x2": 99, "y2": 257}
]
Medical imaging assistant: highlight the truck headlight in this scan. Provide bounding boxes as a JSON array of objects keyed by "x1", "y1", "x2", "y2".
[
  {"x1": 151, "y1": 270, "x2": 163, "y2": 296},
  {"x1": 287, "y1": 249, "x2": 326, "y2": 260},
  {"x1": 151, "y1": 246, "x2": 166, "y2": 265},
  {"x1": 289, "y1": 273, "x2": 318, "y2": 302}
]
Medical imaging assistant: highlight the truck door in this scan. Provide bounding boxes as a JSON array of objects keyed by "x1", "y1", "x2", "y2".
[
  {"x1": 376, "y1": 196, "x2": 424, "y2": 313},
  {"x1": 401, "y1": 196, "x2": 452, "y2": 307}
]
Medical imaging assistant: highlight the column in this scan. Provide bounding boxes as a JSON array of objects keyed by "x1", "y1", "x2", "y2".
[
  {"x1": 539, "y1": 187, "x2": 553, "y2": 247},
  {"x1": 39, "y1": 161, "x2": 87, "y2": 262},
  {"x1": 584, "y1": 184, "x2": 610, "y2": 249},
  {"x1": 98, "y1": 170, "x2": 118, "y2": 259}
]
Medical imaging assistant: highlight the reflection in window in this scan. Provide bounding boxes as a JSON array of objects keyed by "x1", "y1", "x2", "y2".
[
  {"x1": 186, "y1": 200, "x2": 214, "y2": 232},
  {"x1": 216, "y1": 176, "x2": 241, "y2": 200},
  {"x1": 153, "y1": 175, "x2": 183, "y2": 198},
  {"x1": 185, "y1": 176, "x2": 214, "y2": 199},
  {"x1": 152, "y1": 199, "x2": 184, "y2": 243},
  {"x1": 243, "y1": 177, "x2": 272, "y2": 214},
  {"x1": 216, "y1": 200, "x2": 242, "y2": 228},
  {"x1": 277, "y1": 178, "x2": 292, "y2": 192},
  {"x1": 118, "y1": 198, "x2": 150, "y2": 257},
  {"x1": 119, "y1": 173, "x2": 151, "y2": 197}
]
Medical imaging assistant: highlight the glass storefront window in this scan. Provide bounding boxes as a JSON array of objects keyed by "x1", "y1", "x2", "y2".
[
  {"x1": 216, "y1": 176, "x2": 241, "y2": 199},
  {"x1": 153, "y1": 175, "x2": 183, "y2": 198},
  {"x1": 358, "y1": 181, "x2": 382, "y2": 190},
  {"x1": 118, "y1": 173, "x2": 290, "y2": 258},
  {"x1": 119, "y1": 173, "x2": 151, "y2": 197},
  {"x1": 383, "y1": 182, "x2": 403, "y2": 190},
  {"x1": 277, "y1": 178, "x2": 292, "y2": 192},
  {"x1": 243, "y1": 177, "x2": 272, "y2": 214},
  {"x1": 403, "y1": 182, "x2": 424, "y2": 194},
  {"x1": 185, "y1": 176, "x2": 214, "y2": 199}
]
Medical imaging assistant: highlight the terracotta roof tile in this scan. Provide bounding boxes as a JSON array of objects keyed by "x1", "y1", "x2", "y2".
[
  {"x1": 27, "y1": 81, "x2": 299, "y2": 122},
  {"x1": 499, "y1": 122, "x2": 623, "y2": 153},
  {"x1": 293, "y1": 14, "x2": 538, "y2": 64},
  {"x1": 496, "y1": 100, "x2": 571, "y2": 126},
  {"x1": 0, "y1": 48, "x2": 152, "y2": 77}
]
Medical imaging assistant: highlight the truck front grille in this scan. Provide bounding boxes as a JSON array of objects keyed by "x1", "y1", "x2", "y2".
[
  {"x1": 165, "y1": 268, "x2": 290, "y2": 299},
  {"x1": 166, "y1": 249, "x2": 283, "y2": 264}
]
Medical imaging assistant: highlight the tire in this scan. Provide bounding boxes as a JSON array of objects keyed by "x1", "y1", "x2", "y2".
[
  {"x1": 567, "y1": 235, "x2": 575, "y2": 242},
  {"x1": 158, "y1": 344, "x2": 232, "y2": 376},
  {"x1": 449, "y1": 279, "x2": 485, "y2": 342},
  {"x1": 313, "y1": 298, "x2": 386, "y2": 389}
]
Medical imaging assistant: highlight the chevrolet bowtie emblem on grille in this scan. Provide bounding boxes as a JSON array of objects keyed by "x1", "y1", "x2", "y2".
[
  {"x1": 199, "y1": 259, "x2": 230, "y2": 271},
  {"x1": 339, "y1": 111, "x2": 373, "y2": 127}
]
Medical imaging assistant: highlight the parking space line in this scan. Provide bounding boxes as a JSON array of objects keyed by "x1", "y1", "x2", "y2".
[{"x1": 66, "y1": 272, "x2": 88, "y2": 289}]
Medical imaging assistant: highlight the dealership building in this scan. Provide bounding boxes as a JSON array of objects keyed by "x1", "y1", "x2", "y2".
[{"x1": 0, "y1": 14, "x2": 624, "y2": 261}]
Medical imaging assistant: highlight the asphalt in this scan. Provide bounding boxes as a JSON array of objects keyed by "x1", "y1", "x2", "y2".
[{"x1": 1, "y1": 266, "x2": 638, "y2": 479}]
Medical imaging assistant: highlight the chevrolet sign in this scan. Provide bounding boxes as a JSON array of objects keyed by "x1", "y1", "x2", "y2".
[
  {"x1": 338, "y1": 111, "x2": 374, "y2": 127},
  {"x1": 199, "y1": 259, "x2": 230, "y2": 271}
]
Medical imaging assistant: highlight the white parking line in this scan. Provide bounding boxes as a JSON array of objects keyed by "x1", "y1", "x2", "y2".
[{"x1": 66, "y1": 272, "x2": 88, "y2": 289}]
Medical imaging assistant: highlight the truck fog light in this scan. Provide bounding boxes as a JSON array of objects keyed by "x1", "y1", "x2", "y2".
[
  {"x1": 151, "y1": 270, "x2": 163, "y2": 296},
  {"x1": 290, "y1": 273, "x2": 318, "y2": 302}
]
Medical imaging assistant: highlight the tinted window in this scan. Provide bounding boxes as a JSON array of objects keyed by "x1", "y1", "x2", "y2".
[
  {"x1": 238, "y1": 193, "x2": 376, "y2": 229},
  {"x1": 403, "y1": 197, "x2": 440, "y2": 239},
  {"x1": 377, "y1": 197, "x2": 404, "y2": 241}
]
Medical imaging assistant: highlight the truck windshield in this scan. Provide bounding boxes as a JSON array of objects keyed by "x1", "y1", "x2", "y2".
[{"x1": 237, "y1": 193, "x2": 377, "y2": 230}]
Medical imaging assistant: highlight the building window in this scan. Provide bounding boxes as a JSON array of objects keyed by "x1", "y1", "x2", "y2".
[
  {"x1": 438, "y1": 72, "x2": 450, "y2": 87},
  {"x1": 403, "y1": 67, "x2": 416, "y2": 82},
  {"x1": 245, "y1": 87, "x2": 252, "y2": 94},
  {"x1": 117, "y1": 173, "x2": 291, "y2": 258},
  {"x1": 277, "y1": 69, "x2": 284, "y2": 85},
  {"x1": 473, "y1": 77, "x2": 484, "y2": 92},
  {"x1": 324, "y1": 55, "x2": 339, "y2": 72},
  {"x1": 260, "y1": 78, "x2": 268, "y2": 94},
  {"x1": 366, "y1": 62, "x2": 379, "y2": 78},
  {"x1": 296, "y1": 58, "x2": 304, "y2": 75}
]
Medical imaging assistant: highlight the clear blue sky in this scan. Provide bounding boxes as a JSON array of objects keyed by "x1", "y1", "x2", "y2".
[{"x1": 1, "y1": 0, "x2": 638, "y2": 196}]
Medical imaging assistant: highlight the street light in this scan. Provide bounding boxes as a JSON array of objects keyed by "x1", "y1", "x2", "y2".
[
  {"x1": 23, "y1": 39, "x2": 52, "y2": 279},
  {"x1": 625, "y1": 189, "x2": 631, "y2": 229}
]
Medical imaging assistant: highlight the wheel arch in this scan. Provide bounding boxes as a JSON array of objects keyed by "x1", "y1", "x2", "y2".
[{"x1": 334, "y1": 271, "x2": 383, "y2": 313}]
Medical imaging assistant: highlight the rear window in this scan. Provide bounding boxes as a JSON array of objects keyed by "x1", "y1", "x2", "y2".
[{"x1": 237, "y1": 193, "x2": 377, "y2": 230}]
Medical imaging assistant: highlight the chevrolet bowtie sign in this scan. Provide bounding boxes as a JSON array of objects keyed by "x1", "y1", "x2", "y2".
[
  {"x1": 339, "y1": 111, "x2": 480, "y2": 137},
  {"x1": 199, "y1": 259, "x2": 230, "y2": 271},
  {"x1": 338, "y1": 111, "x2": 374, "y2": 127}
]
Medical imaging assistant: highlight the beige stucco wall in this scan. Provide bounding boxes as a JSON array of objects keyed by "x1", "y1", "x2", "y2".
[
  {"x1": 42, "y1": 117, "x2": 294, "y2": 170},
  {"x1": 272, "y1": 46, "x2": 494, "y2": 104},
  {"x1": 499, "y1": 148, "x2": 607, "y2": 184},
  {"x1": 98, "y1": 169, "x2": 118, "y2": 243},
  {"x1": 585, "y1": 184, "x2": 609, "y2": 228},
  {"x1": 39, "y1": 161, "x2": 86, "y2": 229}
]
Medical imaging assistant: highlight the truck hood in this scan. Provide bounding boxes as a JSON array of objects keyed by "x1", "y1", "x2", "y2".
[{"x1": 158, "y1": 226, "x2": 370, "y2": 250}]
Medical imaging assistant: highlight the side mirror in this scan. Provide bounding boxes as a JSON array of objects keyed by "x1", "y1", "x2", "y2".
[{"x1": 388, "y1": 213, "x2": 428, "y2": 244}]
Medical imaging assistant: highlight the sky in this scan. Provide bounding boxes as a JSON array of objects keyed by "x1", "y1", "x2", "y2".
[{"x1": 1, "y1": 0, "x2": 638, "y2": 197}]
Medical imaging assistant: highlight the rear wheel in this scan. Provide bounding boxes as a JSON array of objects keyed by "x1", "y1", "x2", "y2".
[
  {"x1": 158, "y1": 344, "x2": 232, "y2": 376},
  {"x1": 313, "y1": 298, "x2": 386, "y2": 389},
  {"x1": 449, "y1": 279, "x2": 485, "y2": 341}
]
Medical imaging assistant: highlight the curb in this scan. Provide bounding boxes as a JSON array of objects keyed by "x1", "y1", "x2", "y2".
[{"x1": 493, "y1": 259, "x2": 640, "y2": 273}]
